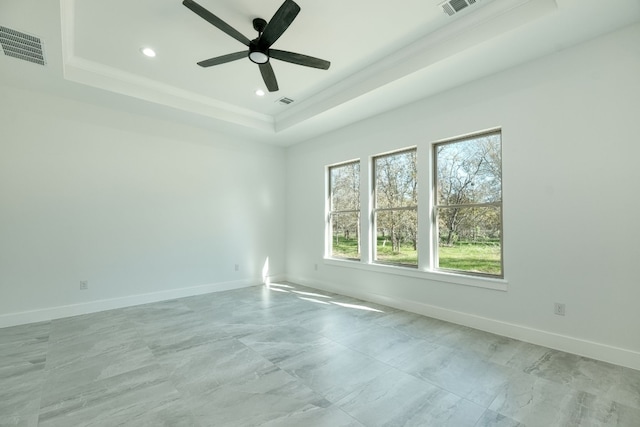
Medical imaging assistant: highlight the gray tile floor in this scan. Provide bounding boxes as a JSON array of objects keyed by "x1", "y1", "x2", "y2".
[{"x1": 2, "y1": 282, "x2": 639, "y2": 426}]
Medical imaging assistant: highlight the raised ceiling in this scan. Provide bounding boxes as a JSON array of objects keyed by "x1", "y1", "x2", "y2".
[{"x1": 1, "y1": 0, "x2": 639, "y2": 145}]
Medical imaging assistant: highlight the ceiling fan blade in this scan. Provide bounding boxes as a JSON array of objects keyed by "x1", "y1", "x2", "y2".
[
  {"x1": 269, "y1": 49, "x2": 330, "y2": 70},
  {"x1": 183, "y1": 0, "x2": 250, "y2": 47},
  {"x1": 197, "y1": 51, "x2": 247, "y2": 67},
  {"x1": 258, "y1": 0, "x2": 300, "y2": 49},
  {"x1": 259, "y1": 63, "x2": 279, "y2": 92}
]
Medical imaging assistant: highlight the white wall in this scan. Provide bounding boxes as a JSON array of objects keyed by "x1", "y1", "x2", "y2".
[
  {"x1": 285, "y1": 23, "x2": 640, "y2": 370},
  {"x1": 0, "y1": 86, "x2": 286, "y2": 325},
  {"x1": 1, "y1": 22, "x2": 638, "y2": 371}
]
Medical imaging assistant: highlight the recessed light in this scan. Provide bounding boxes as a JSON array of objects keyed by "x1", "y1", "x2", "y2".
[
  {"x1": 255, "y1": 89, "x2": 266, "y2": 97},
  {"x1": 141, "y1": 47, "x2": 156, "y2": 58}
]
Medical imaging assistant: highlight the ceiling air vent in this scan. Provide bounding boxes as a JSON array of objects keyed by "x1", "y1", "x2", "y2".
[
  {"x1": 277, "y1": 97, "x2": 294, "y2": 105},
  {"x1": 439, "y1": 0, "x2": 478, "y2": 16},
  {"x1": 0, "y1": 26, "x2": 46, "y2": 65}
]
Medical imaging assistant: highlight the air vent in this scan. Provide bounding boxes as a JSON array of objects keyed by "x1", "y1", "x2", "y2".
[
  {"x1": 277, "y1": 97, "x2": 294, "y2": 105},
  {"x1": 439, "y1": 0, "x2": 478, "y2": 16},
  {"x1": 0, "y1": 26, "x2": 46, "y2": 65}
]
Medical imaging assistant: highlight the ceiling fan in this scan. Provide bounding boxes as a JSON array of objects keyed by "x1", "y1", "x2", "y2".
[{"x1": 182, "y1": 0, "x2": 330, "y2": 92}]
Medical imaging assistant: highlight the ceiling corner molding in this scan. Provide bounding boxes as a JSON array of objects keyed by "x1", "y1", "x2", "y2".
[
  {"x1": 58, "y1": 0, "x2": 274, "y2": 133},
  {"x1": 59, "y1": 0, "x2": 75, "y2": 64},
  {"x1": 274, "y1": 0, "x2": 558, "y2": 132}
]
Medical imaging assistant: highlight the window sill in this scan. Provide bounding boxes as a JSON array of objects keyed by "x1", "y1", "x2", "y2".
[{"x1": 323, "y1": 258, "x2": 508, "y2": 292}]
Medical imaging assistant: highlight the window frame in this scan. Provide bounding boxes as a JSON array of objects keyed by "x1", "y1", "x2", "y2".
[
  {"x1": 432, "y1": 130, "x2": 503, "y2": 278},
  {"x1": 327, "y1": 160, "x2": 361, "y2": 261},
  {"x1": 372, "y1": 147, "x2": 418, "y2": 268},
  {"x1": 323, "y1": 128, "x2": 507, "y2": 292}
]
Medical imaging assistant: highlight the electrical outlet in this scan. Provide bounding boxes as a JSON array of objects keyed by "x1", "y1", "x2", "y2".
[
  {"x1": 554, "y1": 303, "x2": 566, "y2": 316},
  {"x1": 80, "y1": 280, "x2": 88, "y2": 290},
  {"x1": 314, "y1": 263, "x2": 318, "y2": 271},
  {"x1": 234, "y1": 264, "x2": 239, "y2": 272}
]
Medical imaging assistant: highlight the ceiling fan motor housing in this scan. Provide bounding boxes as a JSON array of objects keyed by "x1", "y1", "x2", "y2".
[{"x1": 253, "y1": 18, "x2": 267, "y2": 33}]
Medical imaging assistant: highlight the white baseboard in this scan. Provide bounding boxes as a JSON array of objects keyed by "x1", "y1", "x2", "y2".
[
  {"x1": 4, "y1": 273, "x2": 638, "y2": 371},
  {"x1": 0, "y1": 277, "x2": 281, "y2": 329},
  {"x1": 287, "y1": 275, "x2": 640, "y2": 372}
]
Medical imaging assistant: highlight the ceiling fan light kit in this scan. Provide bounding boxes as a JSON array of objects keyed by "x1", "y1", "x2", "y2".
[
  {"x1": 248, "y1": 49, "x2": 269, "y2": 65},
  {"x1": 182, "y1": 0, "x2": 330, "y2": 93}
]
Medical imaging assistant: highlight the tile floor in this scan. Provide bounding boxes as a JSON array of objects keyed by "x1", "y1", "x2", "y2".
[{"x1": 1, "y1": 282, "x2": 639, "y2": 426}]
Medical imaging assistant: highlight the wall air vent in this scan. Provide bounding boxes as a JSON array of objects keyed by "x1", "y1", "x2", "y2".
[
  {"x1": 277, "y1": 97, "x2": 294, "y2": 105},
  {"x1": 439, "y1": 0, "x2": 478, "y2": 16},
  {"x1": 0, "y1": 26, "x2": 46, "y2": 65}
]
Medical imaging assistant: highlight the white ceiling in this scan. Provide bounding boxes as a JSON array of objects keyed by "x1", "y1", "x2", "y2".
[{"x1": 1, "y1": 0, "x2": 639, "y2": 145}]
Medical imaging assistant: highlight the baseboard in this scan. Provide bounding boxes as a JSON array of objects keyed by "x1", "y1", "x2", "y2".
[
  {"x1": 286, "y1": 275, "x2": 640, "y2": 372},
  {"x1": 0, "y1": 277, "x2": 280, "y2": 329}
]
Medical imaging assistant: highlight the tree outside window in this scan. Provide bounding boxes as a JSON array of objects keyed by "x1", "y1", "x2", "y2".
[
  {"x1": 328, "y1": 161, "x2": 360, "y2": 259},
  {"x1": 434, "y1": 132, "x2": 502, "y2": 277},
  {"x1": 373, "y1": 149, "x2": 418, "y2": 266}
]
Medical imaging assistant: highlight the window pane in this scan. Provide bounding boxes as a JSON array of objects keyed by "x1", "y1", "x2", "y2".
[
  {"x1": 331, "y1": 211, "x2": 360, "y2": 259},
  {"x1": 331, "y1": 162, "x2": 360, "y2": 211},
  {"x1": 375, "y1": 209, "x2": 417, "y2": 266},
  {"x1": 436, "y1": 134, "x2": 501, "y2": 206},
  {"x1": 375, "y1": 150, "x2": 417, "y2": 209},
  {"x1": 329, "y1": 161, "x2": 360, "y2": 260},
  {"x1": 436, "y1": 205, "x2": 501, "y2": 275}
]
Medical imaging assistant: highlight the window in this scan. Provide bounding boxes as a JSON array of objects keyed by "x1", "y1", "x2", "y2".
[
  {"x1": 324, "y1": 129, "x2": 504, "y2": 287},
  {"x1": 434, "y1": 131, "x2": 502, "y2": 277},
  {"x1": 328, "y1": 161, "x2": 360, "y2": 260},
  {"x1": 373, "y1": 149, "x2": 418, "y2": 266}
]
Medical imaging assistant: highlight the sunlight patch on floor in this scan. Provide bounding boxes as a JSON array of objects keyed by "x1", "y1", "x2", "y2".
[
  {"x1": 291, "y1": 290, "x2": 332, "y2": 299},
  {"x1": 331, "y1": 301, "x2": 384, "y2": 313},
  {"x1": 297, "y1": 297, "x2": 332, "y2": 305}
]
